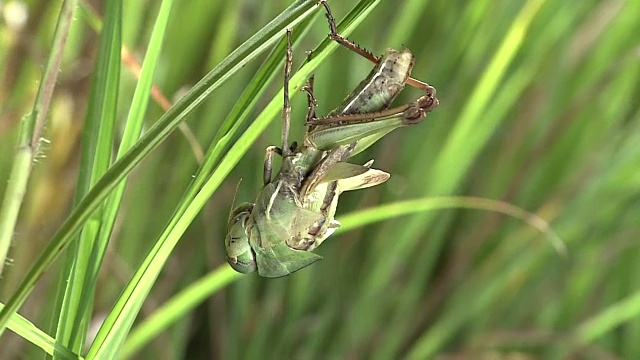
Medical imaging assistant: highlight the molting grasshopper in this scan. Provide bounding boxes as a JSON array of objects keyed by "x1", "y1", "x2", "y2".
[{"x1": 224, "y1": 1, "x2": 438, "y2": 277}]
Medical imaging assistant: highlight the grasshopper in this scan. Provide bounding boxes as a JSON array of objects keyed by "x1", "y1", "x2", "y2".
[{"x1": 224, "y1": 1, "x2": 439, "y2": 277}]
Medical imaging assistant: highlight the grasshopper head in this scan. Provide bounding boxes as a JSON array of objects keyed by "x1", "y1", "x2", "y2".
[{"x1": 225, "y1": 203, "x2": 257, "y2": 274}]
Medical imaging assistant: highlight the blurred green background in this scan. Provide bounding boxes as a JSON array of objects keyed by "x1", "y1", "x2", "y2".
[{"x1": 1, "y1": 0, "x2": 639, "y2": 359}]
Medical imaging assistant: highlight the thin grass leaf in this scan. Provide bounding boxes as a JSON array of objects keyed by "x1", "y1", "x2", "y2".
[
  {"x1": 0, "y1": 0, "x2": 78, "y2": 277},
  {"x1": 2, "y1": 0, "x2": 640, "y2": 358},
  {"x1": 574, "y1": 271, "x2": 640, "y2": 344},
  {"x1": 338, "y1": 196, "x2": 564, "y2": 253},
  {"x1": 86, "y1": 1, "x2": 379, "y2": 357},
  {"x1": 0, "y1": 0, "x2": 319, "y2": 335},
  {"x1": 1, "y1": 303, "x2": 81, "y2": 359},
  {"x1": 53, "y1": 1, "x2": 122, "y2": 354},
  {"x1": 114, "y1": 10, "x2": 307, "y2": 359},
  {"x1": 351, "y1": 0, "x2": 549, "y2": 327},
  {"x1": 120, "y1": 267, "x2": 239, "y2": 359}
]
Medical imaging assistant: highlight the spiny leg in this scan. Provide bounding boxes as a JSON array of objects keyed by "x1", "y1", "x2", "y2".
[
  {"x1": 320, "y1": 0, "x2": 378, "y2": 64},
  {"x1": 281, "y1": 29, "x2": 294, "y2": 157},
  {"x1": 303, "y1": 94, "x2": 438, "y2": 153},
  {"x1": 266, "y1": 30, "x2": 293, "y2": 186},
  {"x1": 319, "y1": 0, "x2": 436, "y2": 95},
  {"x1": 306, "y1": 93, "x2": 438, "y2": 128},
  {"x1": 263, "y1": 145, "x2": 282, "y2": 186},
  {"x1": 301, "y1": 75, "x2": 318, "y2": 127}
]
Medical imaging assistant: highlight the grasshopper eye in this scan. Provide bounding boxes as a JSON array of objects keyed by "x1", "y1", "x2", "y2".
[{"x1": 225, "y1": 209, "x2": 257, "y2": 274}]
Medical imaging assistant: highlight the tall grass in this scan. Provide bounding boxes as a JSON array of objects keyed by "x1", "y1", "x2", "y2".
[{"x1": 0, "y1": 0, "x2": 639, "y2": 359}]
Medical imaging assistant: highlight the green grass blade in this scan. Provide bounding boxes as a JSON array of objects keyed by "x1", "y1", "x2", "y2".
[
  {"x1": 0, "y1": 0, "x2": 78, "y2": 277},
  {"x1": 0, "y1": 303, "x2": 82, "y2": 360},
  {"x1": 83, "y1": 2, "x2": 329, "y2": 358},
  {"x1": 574, "y1": 273, "x2": 640, "y2": 344},
  {"x1": 339, "y1": 196, "x2": 563, "y2": 252},
  {"x1": 120, "y1": 267, "x2": 239, "y2": 358},
  {"x1": 85, "y1": 1, "x2": 378, "y2": 357},
  {"x1": 111, "y1": 17, "x2": 313, "y2": 359},
  {"x1": 53, "y1": 1, "x2": 122, "y2": 354},
  {"x1": 357, "y1": 0, "x2": 549, "y2": 316},
  {"x1": 0, "y1": 0, "x2": 319, "y2": 336},
  {"x1": 3, "y1": 0, "x2": 639, "y2": 358}
]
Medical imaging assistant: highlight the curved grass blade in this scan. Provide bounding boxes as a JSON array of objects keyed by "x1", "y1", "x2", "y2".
[
  {"x1": 0, "y1": 303, "x2": 82, "y2": 359},
  {"x1": 0, "y1": 0, "x2": 319, "y2": 337},
  {"x1": 338, "y1": 196, "x2": 564, "y2": 254},
  {"x1": 354, "y1": 0, "x2": 550, "y2": 327},
  {"x1": 0, "y1": 0, "x2": 78, "y2": 277},
  {"x1": 86, "y1": 1, "x2": 380, "y2": 357},
  {"x1": 53, "y1": 0, "x2": 122, "y2": 354},
  {"x1": 54, "y1": 0, "x2": 176, "y2": 355},
  {"x1": 119, "y1": 268, "x2": 240, "y2": 359}
]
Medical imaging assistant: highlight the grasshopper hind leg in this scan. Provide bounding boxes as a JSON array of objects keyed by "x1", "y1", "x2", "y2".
[
  {"x1": 320, "y1": 0, "x2": 436, "y2": 94},
  {"x1": 320, "y1": 0, "x2": 379, "y2": 65}
]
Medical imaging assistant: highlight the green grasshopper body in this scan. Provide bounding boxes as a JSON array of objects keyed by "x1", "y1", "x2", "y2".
[{"x1": 224, "y1": 3, "x2": 438, "y2": 277}]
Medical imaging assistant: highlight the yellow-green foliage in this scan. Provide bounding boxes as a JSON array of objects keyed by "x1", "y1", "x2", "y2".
[{"x1": 0, "y1": 0, "x2": 639, "y2": 359}]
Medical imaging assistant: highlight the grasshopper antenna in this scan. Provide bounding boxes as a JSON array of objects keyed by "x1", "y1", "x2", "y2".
[{"x1": 228, "y1": 178, "x2": 243, "y2": 224}]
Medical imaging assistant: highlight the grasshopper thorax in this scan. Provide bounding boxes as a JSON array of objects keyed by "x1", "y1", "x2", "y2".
[{"x1": 225, "y1": 203, "x2": 257, "y2": 274}]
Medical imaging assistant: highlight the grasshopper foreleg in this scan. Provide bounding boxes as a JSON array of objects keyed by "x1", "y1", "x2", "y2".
[
  {"x1": 281, "y1": 29, "x2": 294, "y2": 157},
  {"x1": 301, "y1": 75, "x2": 318, "y2": 127},
  {"x1": 263, "y1": 145, "x2": 282, "y2": 186}
]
